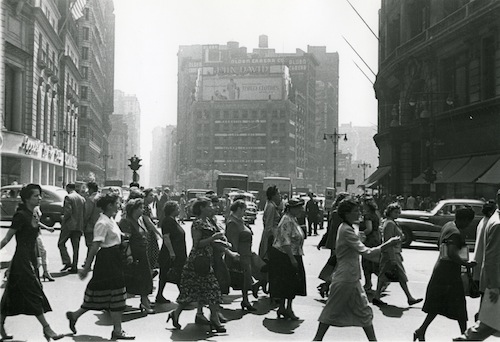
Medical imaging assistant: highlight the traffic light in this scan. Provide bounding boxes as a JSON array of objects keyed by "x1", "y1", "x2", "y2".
[
  {"x1": 423, "y1": 167, "x2": 437, "y2": 183},
  {"x1": 128, "y1": 155, "x2": 142, "y2": 170}
]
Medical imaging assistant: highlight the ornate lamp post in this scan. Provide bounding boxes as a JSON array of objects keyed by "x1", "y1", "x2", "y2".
[
  {"x1": 323, "y1": 130, "x2": 348, "y2": 193},
  {"x1": 128, "y1": 155, "x2": 142, "y2": 186},
  {"x1": 358, "y1": 161, "x2": 372, "y2": 180},
  {"x1": 101, "y1": 153, "x2": 112, "y2": 184},
  {"x1": 53, "y1": 128, "x2": 76, "y2": 187}
]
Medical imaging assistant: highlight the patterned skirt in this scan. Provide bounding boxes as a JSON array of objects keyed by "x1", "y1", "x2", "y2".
[
  {"x1": 146, "y1": 230, "x2": 160, "y2": 269},
  {"x1": 81, "y1": 246, "x2": 126, "y2": 312}
]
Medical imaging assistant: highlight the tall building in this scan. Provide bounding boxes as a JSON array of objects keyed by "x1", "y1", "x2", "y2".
[
  {"x1": 374, "y1": 0, "x2": 500, "y2": 199},
  {"x1": 149, "y1": 125, "x2": 176, "y2": 187},
  {"x1": 113, "y1": 90, "x2": 140, "y2": 160},
  {"x1": 76, "y1": 0, "x2": 115, "y2": 184},
  {"x1": 107, "y1": 114, "x2": 128, "y2": 182},
  {"x1": 176, "y1": 36, "x2": 339, "y2": 190},
  {"x1": 2, "y1": 0, "x2": 84, "y2": 186}
]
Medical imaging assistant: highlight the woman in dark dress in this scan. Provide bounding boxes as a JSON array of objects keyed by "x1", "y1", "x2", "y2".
[
  {"x1": 66, "y1": 193, "x2": 135, "y2": 340},
  {"x1": 142, "y1": 188, "x2": 161, "y2": 271},
  {"x1": 119, "y1": 198, "x2": 154, "y2": 314},
  {"x1": 156, "y1": 201, "x2": 187, "y2": 304},
  {"x1": 360, "y1": 198, "x2": 381, "y2": 292},
  {"x1": 414, "y1": 207, "x2": 476, "y2": 341},
  {"x1": 268, "y1": 198, "x2": 307, "y2": 320},
  {"x1": 0, "y1": 184, "x2": 64, "y2": 341}
]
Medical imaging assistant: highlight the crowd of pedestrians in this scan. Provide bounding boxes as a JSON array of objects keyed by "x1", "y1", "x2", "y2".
[{"x1": 1, "y1": 182, "x2": 500, "y2": 341}]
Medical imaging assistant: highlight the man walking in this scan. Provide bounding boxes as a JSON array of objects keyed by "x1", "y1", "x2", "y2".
[
  {"x1": 82, "y1": 182, "x2": 100, "y2": 265},
  {"x1": 58, "y1": 183, "x2": 85, "y2": 273},
  {"x1": 157, "y1": 187, "x2": 170, "y2": 223},
  {"x1": 306, "y1": 192, "x2": 320, "y2": 236}
]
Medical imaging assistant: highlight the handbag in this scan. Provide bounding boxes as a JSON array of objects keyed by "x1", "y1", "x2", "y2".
[
  {"x1": 461, "y1": 267, "x2": 480, "y2": 298},
  {"x1": 193, "y1": 256, "x2": 211, "y2": 276},
  {"x1": 384, "y1": 264, "x2": 400, "y2": 282},
  {"x1": 120, "y1": 235, "x2": 132, "y2": 265}
]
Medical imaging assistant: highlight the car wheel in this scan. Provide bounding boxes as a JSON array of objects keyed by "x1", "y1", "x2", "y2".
[
  {"x1": 42, "y1": 215, "x2": 55, "y2": 227},
  {"x1": 401, "y1": 226, "x2": 413, "y2": 247}
]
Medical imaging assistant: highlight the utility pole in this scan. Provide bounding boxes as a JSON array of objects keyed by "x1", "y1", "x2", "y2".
[{"x1": 323, "y1": 131, "x2": 348, "y2": 194}]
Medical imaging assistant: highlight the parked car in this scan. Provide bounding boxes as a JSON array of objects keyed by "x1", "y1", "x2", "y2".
[
  {"x1": 0, "y1": 185, "x2": 68, "y2": 227},
  {"x1": 396, "y1": 199, "x2": 485, "y2": 247},
  {"x1": 229, "y1": 191, "x2": 257, "y2": 224}
]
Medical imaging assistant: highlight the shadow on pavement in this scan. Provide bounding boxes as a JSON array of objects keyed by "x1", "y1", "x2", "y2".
[
  {"x1": 373, "y1": 303, "x2": 409, "y2": 318},
  {"x1": 262, "y1": 317, "x2": 303, "y2": 334},
  {"x1": 71, "y1": 334, "x2": 110, "y2": 341},
  {"x1": 167, "y1": 323, "x2": 227, "y2": 341}
]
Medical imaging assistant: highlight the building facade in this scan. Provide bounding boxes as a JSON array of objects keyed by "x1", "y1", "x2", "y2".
[
  {"x1": 177, "y1": 37, "x2": 339, "y2": 190},
  {"x1": 76, "y1": 0, "x2": 115, "y2": 184},
  {"x1": 107, "y1": 114, "x2": 127, "y2": 182},
  {"x1": 374, "y1": 0, "x2": 500, "y2": 199},
  {"x1": 149, "y1": 125, "x2": 176, "y2": 188},
  {"x1": 2, "y1": 0, "x2": 85, "y2": 186}
]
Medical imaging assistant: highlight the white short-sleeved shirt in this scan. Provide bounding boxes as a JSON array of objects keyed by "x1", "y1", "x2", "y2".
[{"x1": 93, "y1": 213, "x2": 122, "y2": 248}]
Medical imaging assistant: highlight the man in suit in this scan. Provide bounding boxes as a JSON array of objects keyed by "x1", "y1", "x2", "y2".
[
  {"x1": 156, "y1": 187, "x2": 170, "y2": 223},
  {"x1": 306, "y1": 192, "x2": 320, "y2": 236},
  {"x1": 82, "y1": 181, "x2": 100, "y2": 266},
  {"x1": 455, "y1": 189, "x2": 500, "y2": 341},
  {"x1": 58, "y1": 183, "x2": 86, "y2": 273}
]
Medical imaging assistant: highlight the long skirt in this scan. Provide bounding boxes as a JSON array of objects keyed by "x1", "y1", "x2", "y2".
[
  {"x1": 146, "y1": 230, "x2": 159, "y2": 269},
  {"x1": 318, "y1": 280, "x2": 373, "y2": 327},
  {"x1": 1, "y1": 249, "x2": 51, "y2": 316},
  {"x1": 81, "y1": 246, "x2": 127, "y2": 312},
  {"x1": 268, "y1": 247, "x2": 306, "y2": 299},
  {"x1": 124, "y1": 245, "x2": 152, "y2": 296}
]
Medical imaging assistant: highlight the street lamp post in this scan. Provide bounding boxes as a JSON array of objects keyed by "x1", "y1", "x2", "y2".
[
  {"x1": 53, "y1": 128, "x2": 76, "y2": 187},
  {"x1": 323, "y1": 130, "x2": 348, "y2": 193},
  {"x1": 358, "y1": 161, "x2": 372, "y2": 180}
]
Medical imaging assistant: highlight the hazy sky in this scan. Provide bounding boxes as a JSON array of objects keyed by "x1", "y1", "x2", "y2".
[{"x1": 113, "y1": 0, "x2": 381, "y2": 185}]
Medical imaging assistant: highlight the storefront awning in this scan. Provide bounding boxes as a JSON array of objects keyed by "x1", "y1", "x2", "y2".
[
  {"x1": 445, "y1": 155, "x2": 500, "y2": 183},
  {"x1": 360, "y1": 166, "x2": 391, "y2": 188},
  {"x1": 477, "y1": 157, "x2": 500, "y2": 184},
  {"x1": 410, "y1": 159, "x2": 451, "y2": 185},
  {"x1": 435, "y1": 157, "x2": 470, "y2": 184}
]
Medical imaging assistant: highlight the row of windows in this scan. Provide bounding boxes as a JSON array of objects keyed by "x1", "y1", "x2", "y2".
[
  {"x1": 196, "y1": 122, "x2": 288, "y2": 133},
  {"x1": 196, "y1": 109, "x2": 286, "y2": 119}
]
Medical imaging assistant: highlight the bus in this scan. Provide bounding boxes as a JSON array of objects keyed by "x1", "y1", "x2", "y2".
[
  {"x1": 216, "y1": 173, "x2": 249, "y2": 196},
  {"x1": 263, "y1": 176, "x2": 292, "y2": 199}
]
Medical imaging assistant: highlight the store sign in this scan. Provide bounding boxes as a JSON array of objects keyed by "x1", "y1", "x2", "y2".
[
  {"x1": 20, "y1": 136, "x2": 41, "y2": 155},
  {"x1": 202, "y1": 76, "x2": 283, "y2": 101}
]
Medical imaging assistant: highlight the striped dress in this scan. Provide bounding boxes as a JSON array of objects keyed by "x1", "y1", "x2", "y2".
[{"x1": 81, "y1": 213, "x2": 126, "y2": 312}]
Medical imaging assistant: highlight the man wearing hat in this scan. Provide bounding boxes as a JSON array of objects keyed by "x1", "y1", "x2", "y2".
[{"x1": 306, "y1": 193, "x2": 320, "y2": 236}]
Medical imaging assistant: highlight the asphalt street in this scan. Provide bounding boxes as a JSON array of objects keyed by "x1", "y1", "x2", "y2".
[{"x1": 0, "y1": 213, "x2": 481, "y2": 341}]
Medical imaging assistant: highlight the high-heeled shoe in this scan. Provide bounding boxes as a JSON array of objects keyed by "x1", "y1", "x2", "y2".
[
  {"x1": 42, "y1": 325, "x2": 64, "y2": 341},
  {"x1": 42, "y1": 272, "x2": 55, "y2": 282},
  {"x1": 110, "y1": 330, "x2": 135, "y2": 340},
  {"x1": 241, "y1": 301, "x2": 257, "y2": 312},
  {"x1": 139, "y1": 303, "x2": 155, "y2": 315},
  {"x1": 251, "y1": 282, "x2": 260, "y2": 298},
  {"x1": 66, "y1": 311, "x2": 77, "y2": 334},
  {"x1": 218, "y1": 312, "x2": 228, "y2": 323},
  {"x1": 209, "y1": 319, "x2": 226, "y2": 333},
  {"x1": 0, "y1": 325, "x2": 13, "y2": 341},
  {"x1": 276, "y1": 308, "x2": 287, "y2": 319},
  {"x1": 408, "y1": 298, "x2": 423, "y2": 306},
  {"x1": 166, "y1": 312, "x2": 181, "y2": 329},
  {"x1": 413, "y1": 329, "x2": 425, "y2": 341},
  {"x1": 285, "y1": 309, "x2": 299, "y2": 321},
  {"x1": 195, "y1": 312, "x2": 210, "y2": 325}
]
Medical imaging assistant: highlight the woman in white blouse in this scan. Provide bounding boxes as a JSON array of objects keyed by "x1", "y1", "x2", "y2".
[
  {"x1": 268, "y1": 197, "x2": 306, "y2": 320},
  {"x1": 66, "y1": 193, "x2": 135, "y2": 340}
]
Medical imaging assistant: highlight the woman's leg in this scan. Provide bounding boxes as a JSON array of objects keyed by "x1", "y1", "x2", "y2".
[
  {"x1": 156, "y1": 269, "x2": 168, "y2": 301},
  {"x1": 362, "y1": 324, "x2": 377, "y2": 341},
  {"x1": 36, "y1": 314, "x2": 62, "y2": 338},
  {"x1": 208, "y1": 304, "x2": 221, "y2": 325},
  {"x1": 313, "y1": 322, "x2": 330, "y2": 341},
  {"x1": 416, "y1": 313, "x2": 437, "y2": 339},
  {"x1": 363, "y1": 267, "x2": 372, "y2": 290},
  {"x1": 140, "y1": 295, "x2": 152, "y2": 309},
  {"x1": 110, "y1": 311, "x2": 124, "y2": 333},
  {"x1": 458, "y1": 319, "x2": 467, "y2": 334},
  {"x1": 400, "y1": 281, "x2": 418, "y2": 301}
]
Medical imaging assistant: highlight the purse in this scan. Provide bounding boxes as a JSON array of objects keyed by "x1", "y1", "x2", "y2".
[
  {"x1": 461, "y1": 267, "x2": 480, "y2": 298},
  {"x1": 120, "y1": 235, "x2": 132, "y2": 265},
  {"x1": 193, "y1": 256, "x2": 211, "y2": 276}
]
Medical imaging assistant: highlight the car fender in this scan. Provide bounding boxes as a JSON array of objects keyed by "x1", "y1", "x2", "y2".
[{"x1": 396, "y1": 217, "x2": 441, "y2": 231}]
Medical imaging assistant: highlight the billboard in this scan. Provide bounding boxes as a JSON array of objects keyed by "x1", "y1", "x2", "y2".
[{"x1": 202, "y1": 76, "x2": 284, "y2": 101}]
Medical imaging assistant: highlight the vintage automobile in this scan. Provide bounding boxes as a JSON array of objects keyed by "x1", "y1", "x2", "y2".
[
  {"x1": 396, "y1": 199, "x2": 485, "y2": 247},
  {"x1": 0, "y1": 185, "x2": 68, "y2": 227},
  {"x1": 229, "y1": 191, "x2": 257, "y2": 224}
]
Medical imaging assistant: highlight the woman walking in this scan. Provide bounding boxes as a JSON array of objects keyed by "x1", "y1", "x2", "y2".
[
  {"x1": 0, "y1": 184, "x2": 64, "y2": 341},
  {"x1": 142, "y1": 188, "x2": 162, "y2": 273},
  {"x1": 167, "y1": 197, "x2": 229, "y2": 333},
  {"x1": 414, "y1": 207, "x2": 476, "y2": 341},
  {"x1": 360, "y1": 198, "x2": 381, "y2": 293},
  {"x1": 372, "y1": 202, "x2": 422, "y2": 306},
  {"x1": 66, "y1": 193, "x2": 135, "y2": 340},
  {"x1": 313, "y1": 199, "x2": 400, "y2": 341},
  {"x1": 156, "y1": 201, "x2": 187, "y2": 304},
  {"x1": 118, "y1": 198, "x2": 154, "y2": 314},
  {"x1": 268, "y1": 198, "x2": 307, "y2": 320},
  {"x1": 226, "y1": 199, "x2": 257, "y2": 311}
]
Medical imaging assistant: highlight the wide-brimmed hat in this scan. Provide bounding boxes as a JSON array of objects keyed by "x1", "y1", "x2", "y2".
[{"x1": 287, "y1": 198, "x2": 305, "y2": 208}]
